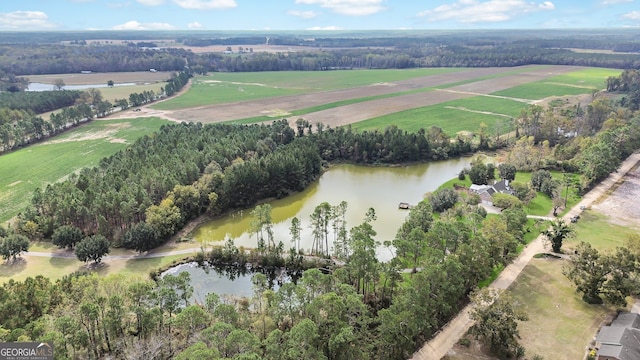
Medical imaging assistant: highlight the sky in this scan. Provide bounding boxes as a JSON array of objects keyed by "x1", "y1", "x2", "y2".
[{"x1": 0, "y1": 0, "x2": 638, "y2": 31}]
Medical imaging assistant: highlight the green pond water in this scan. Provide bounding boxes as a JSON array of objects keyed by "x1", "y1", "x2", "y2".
[{"x1": 193, "y1": 156, "x2": 485, "y2": 262}]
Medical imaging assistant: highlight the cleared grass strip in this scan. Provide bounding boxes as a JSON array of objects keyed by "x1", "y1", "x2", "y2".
[{"x1": 0, "y1": 117, "x2": 170, "y2": 223}]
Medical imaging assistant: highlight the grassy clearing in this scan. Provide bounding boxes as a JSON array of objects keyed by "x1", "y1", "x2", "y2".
[
  {"x1": 152, "y1": 68, "x2": 465, "y2": 110},
  {"x1": 351, "y1": 96, "x2": 526, "y2": 135},
  {"x1": 99, "y1": 83, "x2": 165, "y2": 103},
  {"x1": 0, "y1": 117, "x2": 169, "y2": 223},
  {"x1": 511, "y1": 258, "x2": 613, "y2": 360},
  {"x1": 0, "y1": 253, "x2": 190, "y2": 284},
  {"x1": 491, "y1": 68, "x2": 621, "y2": 100},
  {"x1": 564, "y1": 210, "x2": 635, "y2": 252},
  {"x1": 26, "y1": 71, "x2": 172, "y2": 85}
]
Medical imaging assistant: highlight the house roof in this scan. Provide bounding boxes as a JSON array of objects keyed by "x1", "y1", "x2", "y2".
[
  {"x1": 493, "y1": 179, "x2": 514, "y2": 195},
  {"x1": 612, "y1": 312, "x2": 640, "y2": 329},
  {"x1": 597, "y1": 313, "x2": 640, "y2": 360},
  {"x1": 597, "y1": 326, "x2": 627, "y2": 344}
]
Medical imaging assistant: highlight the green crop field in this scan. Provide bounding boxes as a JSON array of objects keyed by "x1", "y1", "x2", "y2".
[
  {"x1": 152, "y1": 68, "x2": 465, "y2": 110},
  {"x1": 491, "y1": 67, "x2": 622, "y2": 100},
  {"x1": 0, "y1": 117, "x2": 170, "y2": 223},
  {"x1": 350, "y1": 96, "x2": 527, "y2": 135}
]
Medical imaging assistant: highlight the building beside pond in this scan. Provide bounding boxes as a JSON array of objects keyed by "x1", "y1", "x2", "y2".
[{"x1": 469, "y1": 179, "x2": 514, "y2": 206}]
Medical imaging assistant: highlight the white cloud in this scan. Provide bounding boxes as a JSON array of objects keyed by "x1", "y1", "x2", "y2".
[
  {"x1": 0, "y1": 11, "x2": 57, "y2": 30},
  {"x1": 622, "y1": 10, "x2": 640, "y2": 20},
  {"x1": 419, "y1": 0, "x2": 555, "y2": 24},
  {"x1": 602, "y1": 0, "x2": 633, "y2": 4},
  {"x1": 295, "y1": 0, "x2": 385, "y2": 16},
  {"x1": 306, "y1": 25, "x2": 344, "y2": 30},
  {"x1": 288, "y1": 10, "x2": 319, "y2": 19},
  {"x1": 113, "y1": 20, "x2": 176, "y2": 30},
  {"x1": 187, "y1": 21, "x2": 203, "y2": 28},
  {"x1": 137, "y1": 0, "x2": 164, "y2": 5},
  {"x1": 172, "y1": 0, "x2": 236, "y2": 9}
]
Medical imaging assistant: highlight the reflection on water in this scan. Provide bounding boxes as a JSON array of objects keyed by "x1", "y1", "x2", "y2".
[
  {"x1": 161, "y1": 262, "x2": 296, "y2": 302},
  {"x1": 194, "y1": 156, "x2": 486, "y2": 262}
]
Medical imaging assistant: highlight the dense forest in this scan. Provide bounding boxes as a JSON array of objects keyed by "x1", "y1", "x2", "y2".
[{"x1": 1, "y1": 30, "x2": 639, "y2": 79}]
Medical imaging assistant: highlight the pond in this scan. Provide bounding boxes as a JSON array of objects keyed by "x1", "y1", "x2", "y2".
[
  {"x1": 26, "y1": 82, "x2": 137, "y2": 91},
  {"x1": 194, "y1": 155, "x2": 488, "y2": 262},
  {"x1": 162, "y1": 262, "x2": 295, "y2": 303}
]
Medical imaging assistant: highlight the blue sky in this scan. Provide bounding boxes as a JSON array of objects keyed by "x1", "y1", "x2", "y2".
[{"x1": 0, "y1": 0, "x2": 638, "y2": 31}]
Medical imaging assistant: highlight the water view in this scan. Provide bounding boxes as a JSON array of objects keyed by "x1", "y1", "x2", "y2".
[
  {"x1": 193, "y1": 156, "x2": 487, "y2": 262},
  {"x1": 162, "y1": 262, "x2": 294, "y2": 303}
]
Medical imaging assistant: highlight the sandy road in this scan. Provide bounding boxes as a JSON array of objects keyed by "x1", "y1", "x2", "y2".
[{"x1": 409, "y1": 152, "x2": 640, "y2": 360}]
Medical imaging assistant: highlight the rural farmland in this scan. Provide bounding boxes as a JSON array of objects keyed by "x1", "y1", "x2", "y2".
[{"x1": 1, "y1": 25, "x2": 639, "y2": 360}]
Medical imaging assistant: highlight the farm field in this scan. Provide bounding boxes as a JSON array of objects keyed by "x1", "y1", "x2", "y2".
[
  {"x1": 26, "y1": 71, "x2": 172, "y2": 85},
  {"x1": 158, "y1": 65, "x2": 581, "y2": 127},
  {"x1": 350, "y1": 95, "x2": 526, "y2": 135},
  {"x1": 491, "y1": 67, "x2": 621, "y2": 100},
  {"x1": 0, "y1": 117, "x2": 170, "y2": 223},
  {"x1": 151, "y1": 68, "x2": 466, "y2": 110}
]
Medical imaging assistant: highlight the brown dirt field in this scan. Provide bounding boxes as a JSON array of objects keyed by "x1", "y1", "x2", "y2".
[
  {"x1": 26, "y1": 71, "x2": 172, "y2": 85},
  {"x1": 592, "y1": 163, "x2": 640, "y2": 228},
  {"x1": 164, "y1": 65, "x2": 582, "y2": 128}
]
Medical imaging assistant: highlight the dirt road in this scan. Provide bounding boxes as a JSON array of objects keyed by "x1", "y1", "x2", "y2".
[{"x1": 409, "y1": 152, "x2": 640, "y2": 360}]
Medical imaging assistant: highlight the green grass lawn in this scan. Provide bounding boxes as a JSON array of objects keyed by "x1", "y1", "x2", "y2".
[
  {"x1": 491, "y1": 68, "x2": 622, "y2": 100},
  {"x1": 0, "y1": 253, "x2": 190, "y2": 284},
  {"x1": 0, "y1": 117, "x2": 170, "y2": 223},
  {"x1": 564, "y1": 210, "x2": 636, "y2": 252},
  {"x1": 152, "y1": 68, "x2": 465, "y2": 110},
  {"x1": 351, "y1": 96, "x2": 526, "y2": 135},
  {"x1": 510, "y1": 257, "x2": 613, "y2": 360}
]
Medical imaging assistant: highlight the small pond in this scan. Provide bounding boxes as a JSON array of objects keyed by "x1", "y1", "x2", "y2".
[
  {"x1": 161, "y1": 262, "x2": 296, "y2": 303},
  {"x1": 193, "y1": 155, "x2": 490, "y2": 262}
]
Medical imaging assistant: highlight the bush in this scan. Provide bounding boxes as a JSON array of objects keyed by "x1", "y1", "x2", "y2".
[{"x1": 429, "y1": 188, "x2": 459, "y2": 213}]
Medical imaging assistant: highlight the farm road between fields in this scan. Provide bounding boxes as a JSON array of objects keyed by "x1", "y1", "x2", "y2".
[{"x1": 112, "y1": 65, "x2": 585, "y2": 127}]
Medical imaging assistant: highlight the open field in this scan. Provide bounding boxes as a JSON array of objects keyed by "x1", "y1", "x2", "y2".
[
  {"x1": 26, "y1": 71, "x2": 172, "y2": 85},
  {"x1": 0, "y1": 117, "x2": 170, "y2": 223},
  {"x1": 152, "y1": 68, "x2": 467, "y2": 110},
  {"x1": 350, "y1": 95, "x2": 526, "y2": 135},
  {"x1": 158, "y1": 65, "x2": 582, "y2": 127},
  {"x1": 448, "y1": 257, "x2": 613, "y2": 360},
  {"x1": 491, "y1": 67, "x2": 621, "y2": 100},
  {"x1": 0, "y1": 252, "x2": 189, "y2": 283}
]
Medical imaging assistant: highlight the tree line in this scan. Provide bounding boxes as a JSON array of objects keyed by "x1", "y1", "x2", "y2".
[
  {"x1": 0, "y1": 70, "x2": 190, "y2": 154},
  {"x1": 2, "y1": 33, "x2": 639, "y2": 81}
]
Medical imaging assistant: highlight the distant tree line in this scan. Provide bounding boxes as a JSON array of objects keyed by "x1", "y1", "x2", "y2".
[
  {"x1": 0, "y1": 45, "x2": 189, "y2": 75},
  {"x1": 2, "y1": 34, "x2": 640, "y2": 79}
]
